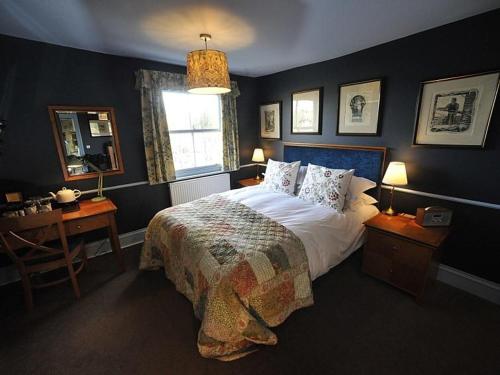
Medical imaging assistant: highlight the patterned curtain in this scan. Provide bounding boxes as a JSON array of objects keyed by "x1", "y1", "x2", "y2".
[
  {"x1": 136, "y1": 69, "x2": 240, "y2": 183},
  {"x1": 221, "y1": 81, "x2": 241, "y2": 171},
  {"x1": 135, "y1": 70, "x2": 189, "y2": 184}
]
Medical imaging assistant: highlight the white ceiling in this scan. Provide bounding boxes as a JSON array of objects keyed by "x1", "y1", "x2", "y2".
[{"x1": 0, "y1": 0, "x2": 498, "y2": 77}]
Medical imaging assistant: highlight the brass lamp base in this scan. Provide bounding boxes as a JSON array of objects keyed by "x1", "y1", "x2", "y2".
[
  {"x1": 383, "y1": 185, "x2": 397, "y2": 216},
  {"x1": 91, "y1": 196, "x2": 107, "y2": 202},
  {"x1": 383, "y1": 206, "x2": 397, "y2": 216},
  {"x1": 255, "y1": 175, "x2": 261, "y2": 180}
]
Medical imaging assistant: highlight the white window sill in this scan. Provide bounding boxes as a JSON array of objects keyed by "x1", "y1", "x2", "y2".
[{"x1": 170, "y1": 169, "x2": 228, "y2": 183}]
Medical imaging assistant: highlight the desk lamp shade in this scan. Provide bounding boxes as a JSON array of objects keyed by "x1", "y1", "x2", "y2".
[{"x1": 382, "y1": 162, "x2": 408, "y2": 215}]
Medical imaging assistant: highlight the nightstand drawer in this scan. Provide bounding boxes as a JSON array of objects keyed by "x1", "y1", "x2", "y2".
[
  {"x1": 363, "y1": 229, "x2": 433, "y2": 295},
  {"x1": 365, "y1": 230, "x2": 431, "y2": 270},
  {"x1": 362, "y1": 245, "x2": 393, "y2": 281}
]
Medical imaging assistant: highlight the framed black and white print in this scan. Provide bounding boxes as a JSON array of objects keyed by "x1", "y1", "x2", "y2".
[
  {"x1": 260, "y1": 101, "x2": 281, "y2": 140},
  {"x1": 413, "y1": 71, "x2": 499, "y2": 148},
  {"x1": 291, "y1": 88, "x2": 323, "y2": 134},
  {"x1": 337, "y1": 79, "x2": 382, "y2": 136}
]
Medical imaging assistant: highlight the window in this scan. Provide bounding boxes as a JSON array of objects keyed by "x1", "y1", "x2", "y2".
[{"x1": 162, "y1": 91, "x2": 223, "y2": 178}]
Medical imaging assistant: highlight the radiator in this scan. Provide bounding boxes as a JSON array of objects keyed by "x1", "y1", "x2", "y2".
[{"x1": 169, "y1": 173, "x2": 231, "y2": 206}]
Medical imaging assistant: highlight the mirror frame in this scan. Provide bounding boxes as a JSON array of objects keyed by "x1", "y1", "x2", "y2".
[{"x1": 48, "y1": 105, "x2": 125, "y2": 181}]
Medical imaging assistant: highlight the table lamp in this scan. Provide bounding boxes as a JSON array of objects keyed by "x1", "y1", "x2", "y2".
[
  {"x1": 66, "y1": 155, "x2": 107, "y2": 202},
  {"x1": 252, "y1": 148, "x2": 265, "y2": 180},
  {"x1": 382, "y1": 161, "x2": 408, "y2": 216},
  {"x1": 85, "y1": 159, "x2": 107, "y2": 202}
]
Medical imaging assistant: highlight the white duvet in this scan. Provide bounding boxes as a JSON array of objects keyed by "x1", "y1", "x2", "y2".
[{"x1": 220, "y1": 185, "x2": 379, "y2": 280}]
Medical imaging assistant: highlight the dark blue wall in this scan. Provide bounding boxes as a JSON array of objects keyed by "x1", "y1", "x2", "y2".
[
  {"x1": 1, "y1": 10, "x2": 499, "y2": 283},
  {"x1": 257, "y1": 10, "x2": 500, "y2": 282},
  {"x1": 0, "y1": 35, "x2": 259, "y2": 236}
]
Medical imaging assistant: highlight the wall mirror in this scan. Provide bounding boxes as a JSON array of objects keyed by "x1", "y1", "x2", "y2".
[{"x1": 49, "y1": 106, "x2": 124, "y2": 181}]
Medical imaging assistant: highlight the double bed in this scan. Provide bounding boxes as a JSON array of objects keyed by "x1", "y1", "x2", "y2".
[{"x1": 140, "y1": 143, "x2": 386, "y2": 360}]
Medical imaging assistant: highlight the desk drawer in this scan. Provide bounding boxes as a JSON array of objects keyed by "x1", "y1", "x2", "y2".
[{"x1": 65, "y1": 214, "x2": 109, "y2": 236}]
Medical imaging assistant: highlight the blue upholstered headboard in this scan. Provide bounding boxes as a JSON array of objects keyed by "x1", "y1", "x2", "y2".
[{"x1": 283, "y1": 142, "x2": 387, "y2": 197}]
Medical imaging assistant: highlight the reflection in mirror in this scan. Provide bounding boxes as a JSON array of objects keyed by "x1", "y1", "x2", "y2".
[{"x1": 49, "y1": 106, "x2": 124, "y2": 181}]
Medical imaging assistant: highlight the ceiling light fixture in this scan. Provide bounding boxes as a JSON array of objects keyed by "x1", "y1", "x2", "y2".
[{"x1": 187, "y1": 33, "x2": 231, "y2": 95}]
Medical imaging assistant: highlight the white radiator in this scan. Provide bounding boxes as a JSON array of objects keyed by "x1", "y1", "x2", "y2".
[{"x1": 169, "y1": 173, "x2": 231, "y2": 206}]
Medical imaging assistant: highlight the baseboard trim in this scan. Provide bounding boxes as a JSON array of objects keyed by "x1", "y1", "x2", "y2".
[
  {"x1": 1, "y1": 226, "x2": 498, "y2": 305},
  {"x1": 0, "y1": 228, "x2": 147, "y2": 287},
  {"x1": 437, "y1": 264, "x2": 500, "y2": 305}
]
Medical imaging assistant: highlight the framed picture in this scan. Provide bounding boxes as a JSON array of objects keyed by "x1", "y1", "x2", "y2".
[
  {"x1": 260, "y1": 101, "x2": 281, "y2": 140},
  {"x1": 413, "y1": 71, "x2": 499, "y2": 148},
  {"x1": 337, "y1": 79, "x2": 382, "y2": 136},
  {"x1": 89, "y1": 120, "x2": 113, "y2": 137},
  {"x1": 291, "y1": 88, "x2": 323, "y2": 134}
]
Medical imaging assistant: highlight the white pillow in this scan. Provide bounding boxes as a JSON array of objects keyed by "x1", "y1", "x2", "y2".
[
  {"x1": 298, "y1": 164, "x2": 354, "y2": 213},
  {"x1": 360, "y1": 193, "x2": 378, "y2": 205},
  {"x1": 294, "y1": 166, "x2": 308, "y2": 195},
  {"x1": 263, "y1": 159, "x2": 301, "y2": 195},
  {"x1": 346, "y1": 176, "x2": 377, "y2": 207},
  {"x1": 348, "y1": 176, "x2": 377, "y2": 201},
  {"x1": 346, "y1": 192, "x2": 378, "y2": 211}
]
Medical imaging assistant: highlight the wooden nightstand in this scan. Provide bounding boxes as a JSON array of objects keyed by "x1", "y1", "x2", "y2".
[
  {"x1": 238, "y1": 178, "x2": 263, "y2": 187},
  {"x1": 362, "y1": 213, "x2": 450, "y2": 301}
]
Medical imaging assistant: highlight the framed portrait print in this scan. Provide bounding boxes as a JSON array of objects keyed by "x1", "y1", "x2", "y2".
[
  {"x1": 337, "y1": 79, "x2": 382, "y2": 136},
  {"x1": 291, "y1": 88, "x2": 323, "y2": 134},
  {"x1": 413, "y1": 71, "x2": 499, "y2": 148},
  {"x1": 260, "y1": 101, "x2": 281, "y2": 140}
]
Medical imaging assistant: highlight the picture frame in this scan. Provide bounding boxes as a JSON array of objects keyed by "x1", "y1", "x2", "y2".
[
  {"x1": 291, "y1": 87, "x2": 323, "y2": 134},
  {"x1": 413, "y1": 71, "x2": 499, "y2": 148},
  {"x1": 337, "y1": 78, "x2": 382, "y2": 136},
  {"x1": 89, "y1": 120, "x2": 113, "y2": 137},
  {"x1": 260, "y1": 101, "x2": 282, "y2": 140}
]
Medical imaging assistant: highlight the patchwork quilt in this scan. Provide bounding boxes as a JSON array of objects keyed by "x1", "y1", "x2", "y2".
[{"x1": 140, "y1": 194, "x2": 313, "y2": 360}]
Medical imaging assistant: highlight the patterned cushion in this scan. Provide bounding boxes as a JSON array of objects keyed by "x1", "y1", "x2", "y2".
[
  {"x1": 263, "y1": 159, "x2": 301, "y2": 195},
  {"x1": 298, "y1": 164, "x2": 354, "y2": 212}
]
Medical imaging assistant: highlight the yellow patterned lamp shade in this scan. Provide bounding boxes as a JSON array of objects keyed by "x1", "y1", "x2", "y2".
[{"x1": 187, "y1": 49, "x2": 231, "y2": 94}]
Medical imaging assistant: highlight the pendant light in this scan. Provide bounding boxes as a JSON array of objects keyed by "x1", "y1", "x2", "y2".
[{"x1": 187, "y1": 34, "x2": 231, "y2": 94}]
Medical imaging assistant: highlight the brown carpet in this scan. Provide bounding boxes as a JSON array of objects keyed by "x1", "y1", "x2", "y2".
[{"x1": 1, "y1": 244, "x2": 499, "y2": 375}]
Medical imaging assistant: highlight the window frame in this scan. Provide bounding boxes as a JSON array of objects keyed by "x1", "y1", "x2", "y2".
[{"x1": 163, "y1": 91, "x2": 224, "y2": 178}]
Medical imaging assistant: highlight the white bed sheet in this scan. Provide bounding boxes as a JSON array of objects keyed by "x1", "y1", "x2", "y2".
[{"x1": 220, "y1": 185, "x2": 379, "y2": 280}]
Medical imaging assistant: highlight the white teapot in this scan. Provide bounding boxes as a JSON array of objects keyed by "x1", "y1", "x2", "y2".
[{"x1": 49, "y1": 187, "x2": 81, "y2": 203}]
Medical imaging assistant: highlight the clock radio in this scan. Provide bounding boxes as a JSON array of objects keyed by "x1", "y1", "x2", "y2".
[{"x1": 415, "y1": 206, "x2": 453, "y2": 227}]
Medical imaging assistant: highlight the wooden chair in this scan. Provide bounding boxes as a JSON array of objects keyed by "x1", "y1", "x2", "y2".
[{"x1": 0, "y1": 209, "x2": 87, "y2": 310}]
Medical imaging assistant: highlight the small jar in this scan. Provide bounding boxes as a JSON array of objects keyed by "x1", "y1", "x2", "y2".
[
  {"x1": 24, "y1": 200, "x2": 38, "y2": 215},
  {"x1": 38, "y1": 198, "x2": 52, "y2": 213}
]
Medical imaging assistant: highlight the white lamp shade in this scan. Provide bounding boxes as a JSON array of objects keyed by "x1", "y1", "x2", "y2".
[
  {"x1": 252, "y1": 148, "x2": 265, "y2": 163},
  {"x1": 382, "y1": 162, "x2": 408, "y2": 186}
]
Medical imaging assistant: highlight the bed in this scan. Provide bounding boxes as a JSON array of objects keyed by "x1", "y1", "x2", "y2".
[{"x1": 140, "y1": 143, "x2": 386, "y2": 360}]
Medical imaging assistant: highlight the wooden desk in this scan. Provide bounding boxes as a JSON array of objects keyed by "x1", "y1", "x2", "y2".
[
  {"x1": 7, "y1": 199, "x2": 125, "y2": 272},
  {"x1": 62, "y1": 199, "x2": 125, "y2": 272}
]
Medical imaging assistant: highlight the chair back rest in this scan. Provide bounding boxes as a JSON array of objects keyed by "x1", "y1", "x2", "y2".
[
  {"x1": 0, "y1": 209, "x2": 63, "y2": 233},
  {"x1": 0, "y1": 209, "x2": 68, "y2": 261}
]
